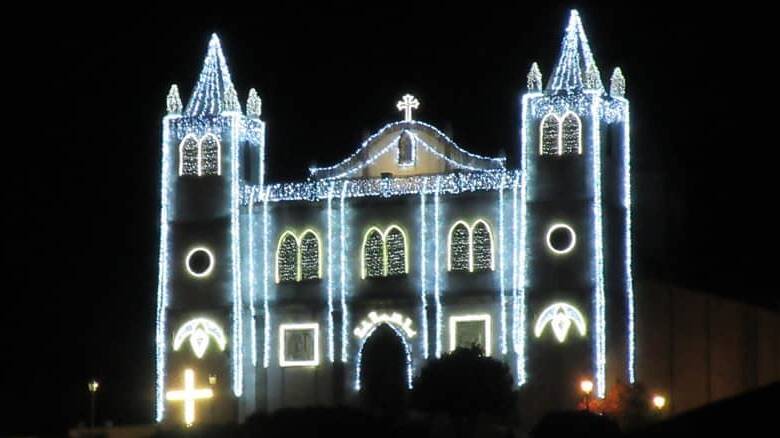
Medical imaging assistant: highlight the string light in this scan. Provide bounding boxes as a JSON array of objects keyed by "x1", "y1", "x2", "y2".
[
  {"x1": 248, "y1": 191, "x2": 257, "y2": 366},
  {"x1": 590, "y1": 92, "x2": 607, "y2": 398},
  {"x1": 339, "y1": 182, "x2": 349, "y2": 362},
  {"x1": 534, "y1": 302, "x2": 587, "y2": 343},
  {"x1": 262, "y1": 187, "x2": 271, "y2": 368},
  {"x1": 434, "y1": 176, "x2": 442, "y2": 357},
  {"x1": 327, "y1": 184, "x2": 334, "y2": 362},
  {"x1": 498, "y1": 179, "x2": 507, "y2": 355},
  {"x1": 419, "y1": 190, "x2": 429, "y2": 359},
  {"x1": 620, "y1": 97, "x2": 636, "y2": 383}
]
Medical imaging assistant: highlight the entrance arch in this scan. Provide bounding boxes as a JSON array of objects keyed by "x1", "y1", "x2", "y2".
[{"x1": 355, "y1": 323, "x2": 413, "y2": 410}]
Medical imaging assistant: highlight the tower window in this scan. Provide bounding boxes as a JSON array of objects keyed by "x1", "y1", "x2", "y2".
[
  {"x1": 178, "y1": 135, "x2": 200, "y2": 176},
  {"x1": 540, "y1": 114, "x2": 560, "y2": 156},
  {"x1": 561, "y1": 112, "x2": 582, "y2": 154},
  {"x1": 177, "y1": 134, "x2": 222, "y2": 177},
  {"x1": 539, "y1": 112, "x2": 583, "y2": 156}
]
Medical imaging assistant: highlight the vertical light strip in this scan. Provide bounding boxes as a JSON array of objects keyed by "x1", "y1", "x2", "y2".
[
  {"x1": 230, "y1": 114, "x2": 243, "y2": 397},
  {"x1": 511, "y1": 173, "x2": 520, "y2": 382},
  {"x1": 262, "y1": 187, "x2": 271, "y2": 368},
  {"x1": 498, "y1": 176, "x2": 507, "y2": 355},
  {"x1": 434, "y1": 176, "x2": 442, "y2": 358},
  {"x1": 517, "y1": 172, "x2": 527, "y2": 385},
  {"x1": 258, "y1": 122, "x2": 266, "y2": 189},
  {"x1": 326, "y1": 183, "x2": 335, "y2": 362},
  {"x1": 339, "y1": 181, "x2": 349, "y2": 362},
  {"x1": 590, "y1": 93, "x2": 606, "y2": 398},
  {"x1": 248, "y1": 190, "x2": 257, "y2": 367},
  {"x1": 155, "y1": 115, "x2": 173, "y2": 422},
  {"x1": 419, "y1": 189, "x2": 429, "y2": 359},
  {"x1": 621, "y1": 99, "x2": 636, "y2": 383}
]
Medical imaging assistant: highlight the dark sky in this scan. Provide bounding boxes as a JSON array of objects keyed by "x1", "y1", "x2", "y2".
[{"x1": 7, "y1": 1, "x2": 778, "y2": 435}]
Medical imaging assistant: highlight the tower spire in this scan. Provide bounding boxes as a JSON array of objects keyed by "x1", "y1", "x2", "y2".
[
  {"x1": 547, "y1": 10, "x2": 604, "y2": 92},
  {"x1": 184, "y1": 33, "x2": 241, "y2": 117}
]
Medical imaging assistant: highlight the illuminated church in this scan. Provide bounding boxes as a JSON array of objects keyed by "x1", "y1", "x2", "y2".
[{"x1": 155, "y1": 10, "x2": 639, "y2": 425}]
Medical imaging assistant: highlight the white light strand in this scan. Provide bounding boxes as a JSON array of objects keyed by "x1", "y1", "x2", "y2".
[
  {"x1": 262, "y1": 187, "x2": 271, "y2": 368},
  {"x1": 621, "y1": 99, "x2": 636, "y2": 383},
  {"x1": 511, "y1": 173, "x2": 520, "y2": 383},
  {"x1": 245, "y1": 170, "x2": 519, "y2": 204},
  {"x1": 326, "y1": 183, "x2": 335, "y2": 362},
  {"x1": 498, "y1": 176, "x2": 508, "y2": 355},
  {"x1": 434, "y1": 176, "x2": 442, "y2": 358},
  {"x1": 590, "y1": 92, "x2": 607, "y2": 398},
  {"x1": 310, "y1": 120, "x2": 505, "y2": 179},
  {"x1": 230, "y1": 114, "x2": 243, "y2": 397},
  {"x1": 419, "y1": 189, "x2": 429, "y2": 359},
  {"x1": 248, "y1": 190, "x2": 257, "y2": 366},
  {"x1": 155, "y1": 115, "x2": 174, "y2": 422},
  {"x1": 339, "y1": 181, "x2": 349, "y2": 362}
]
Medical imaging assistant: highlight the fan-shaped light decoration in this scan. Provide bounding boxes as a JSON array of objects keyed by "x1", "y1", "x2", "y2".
[
  {"x1": 534, "y1": 303, "x2": 587, "y2": 343},
  {"x1": 173, "y1": 318, "x2": 227, "y2": 358}
]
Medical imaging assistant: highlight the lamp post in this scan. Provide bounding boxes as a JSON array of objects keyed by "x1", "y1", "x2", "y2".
[
  {"x1": 87, "y1": 379, "x2": 99, "y2": 428},
  {"x1": 580, "y1": 379, "x2": 594, "y2": 412}
]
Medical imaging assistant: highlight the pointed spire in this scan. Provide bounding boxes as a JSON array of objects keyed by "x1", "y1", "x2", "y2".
[
  {"x1": 184, "y1": 33, "x2": 241, "y2": 117},
  {"x1": 547, "y1": 10, "x2": 604, "y2": 93},
  {"x1": 166, "y1": 84, "x2": 182, "y2": 115},
  {"x1": 247, "y1": 88, "x2": 262, "y2": 118},
  {"x1": 610, "y1": 67, "x2": 625, "y2": 97},
  {"x1": 527, "y1": 62, "x2": 542, "y2": 91}
]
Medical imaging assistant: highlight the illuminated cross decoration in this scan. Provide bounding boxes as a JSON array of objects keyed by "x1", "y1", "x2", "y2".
[
  {"x1": 396, "y1": 94, "x2": 420, "y2": 121},
  {"x1": 166, "y1": 369, "x2": 213, "y2": 426}
]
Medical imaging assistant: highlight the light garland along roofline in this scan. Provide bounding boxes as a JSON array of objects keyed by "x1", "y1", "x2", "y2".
[
  {"x1": 309, "y1": 120, "x2": 505, "y2": 180},
  {"x1": 243, "y1": 169, "x2": 521, "y2": 204}
]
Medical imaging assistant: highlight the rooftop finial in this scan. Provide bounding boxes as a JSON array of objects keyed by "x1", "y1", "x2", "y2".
[
  {"x1": 247, "y1": 88, "x2": 262, "y2": 118},
  {"x1": 610, "y1": 67, "x2": 625, "y2": 97},
  {"x1": 184, "y1": 33, "x2": 240, "y2": 117},
  {"x1": 547, "y1": 9, "x2": 604, "y2": 92},
  {"x1": 166, "y1": 84, "x2": 182, "y2": 115},
  {"x1": 527, "y1": 62, "x2": 542, "y2": 91}
]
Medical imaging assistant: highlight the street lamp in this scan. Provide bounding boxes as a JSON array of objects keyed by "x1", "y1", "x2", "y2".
[
  {"x1": 652, "y1": 394, "x2": 667, "y2": 411},
  {"x1": 88, "y1": 379, "x2": 99, "y2": 428},
  {"x1": 580, "y1": 379, "x2": 594, "y2": 412}
]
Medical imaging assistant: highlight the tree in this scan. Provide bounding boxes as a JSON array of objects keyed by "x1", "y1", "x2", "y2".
[{"x1": 410, "y1": 346, "x2": 515, "y2": 420}]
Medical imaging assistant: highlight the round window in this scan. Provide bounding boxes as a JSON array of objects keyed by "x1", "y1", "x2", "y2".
[
  {"x1": 186, "y1": 247, "x2": 214, "y2": 277},
  {"x1": 546, "y1": 224, "x2": 576, "y2": 254}
]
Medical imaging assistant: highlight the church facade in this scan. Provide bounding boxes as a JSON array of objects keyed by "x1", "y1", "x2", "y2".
[{"x1": 155, "y1": 10, "x2": 636, "y2": 425}]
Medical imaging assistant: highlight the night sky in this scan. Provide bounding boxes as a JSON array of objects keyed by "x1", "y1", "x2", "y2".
[{"x1": 8, "y1": 2, "x2": 778, "y2": 435}]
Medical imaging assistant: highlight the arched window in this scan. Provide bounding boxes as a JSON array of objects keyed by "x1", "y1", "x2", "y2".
[
  {"x1": 561, "y1": 112, "x2": 582, "y2": 155},
  {"x1": 397, "y1": 131, "x2": 414, "y2": 166},
  {"x1": 200, "y1": 134, "x2": 221, "y2": 175},
  {"x1": 276, "y1": 232, "x2": 299, "y2": 283},
  {"x1": 540, "y1": 114, "x2": 560, "y2": 156},
  {"x1": 471, "y1": 221, "x2": 493, "y2": 271},
  {"x1": 178, "y1": 135, "x2": 199, "y2": 176},
  {"x1": 299, "y1": 231, "x2": 321, "y2": 281},
  {"x1": 448, "y1": 222, "x2": 470, "y2": 271},
  {"x1": 363, "y1": 228, "x2": 384, "y2": 278},
  {"x1": 385, "y1": 226, "x2": 407, "y2": 276}
]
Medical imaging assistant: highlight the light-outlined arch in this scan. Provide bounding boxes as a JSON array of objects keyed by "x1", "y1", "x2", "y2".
[
  {"x1": 276, "y1": 231, "x2": 299, "y2": 283},
  {"x1": 471, "y1": 220, "x2": 494, "y2": 271},
  {"x1": 362, "y1": 227, "x2": 385, "y2": 278},
  {"x1": 448, "y1": 221, "x2": 471, "y2": 271},
  {"x1": 561, "y1": 111, "x2": 582, "y2": 155},
  {"x1": 355, "y1": 322, "x2": 413, "y2": 391},
  {"x1": 540, "y1": 113, "x2": 561, "y2": 155},
  {"x1": 199, "y1": 133, "x2": 222, "y2": 175},
  {"x1": 178, "y1": 134, "x2": 200, "y2": 176},
  {"x1": 447, "y1": 219, "x2": 494, "y2": 272},
  {"x1": 385, "y1": 225, "x2": 408, "y2": 276},
  {"x1": 299, "y1": 229, "x2": 322, "y2": 280}
]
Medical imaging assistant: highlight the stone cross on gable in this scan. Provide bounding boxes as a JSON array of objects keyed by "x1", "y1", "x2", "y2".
[{"x1": 396, "y1": 94, "x2": 420, "y2": 121}]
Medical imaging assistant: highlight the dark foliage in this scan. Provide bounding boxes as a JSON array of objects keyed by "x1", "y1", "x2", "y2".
[{"x1": 410, "y1": 346, "x2": 515, "y2": 419}]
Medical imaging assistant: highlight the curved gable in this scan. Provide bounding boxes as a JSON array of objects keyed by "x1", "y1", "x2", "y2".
[{"x1": 310, "y1": 121, "x2": 505, "y2": 180}]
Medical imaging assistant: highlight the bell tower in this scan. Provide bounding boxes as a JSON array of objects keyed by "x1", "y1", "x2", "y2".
[
  {"x1": 520, "y1": 10, "x2": 635, "y2": 409},
  {"x1": 155, "y1": 34, "x2": 266, "y2": 425}
]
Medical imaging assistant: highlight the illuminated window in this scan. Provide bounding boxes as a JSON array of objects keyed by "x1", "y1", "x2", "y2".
[
  {"x1": 385, "y1": 226, "x2": 407, "y2": 276},
  {"x1": 449, "y1": 222, "x2": 470, "y2": 271},
  {"x1": 449, "y1": 314, "x2": 491, "y2": 356},
  {"x1": 279, "y1": 323, "x2": 320, "y2": 367},
  {"x1": 362, "y1": 228, "x2": 385, "y2": 278},
  {"x1": 471, "y1": 221, "x2": 493, "y2": 271},
  {"x1": 540, "y1": 113, "x2": 560, "y2": 155},
  {"x1": 178, "y1": 135, "x2": 199, "y2": 176},
  {"x1": 276, "y1": 232, "x2": 299, "y2": 283},
  {"x1": 448, "y1": 220, "x2": 494, "y2": 272},
  {"x1": 199, "y1": 134, "x2": 221, "y2": 175},
  {"x1": 299, "y1": 231, "x2": 321, "y2": 281},
  {"x1": 362, "y1": 226, "x2": 408, "y2": 278},
  {"x1": 561, "y1": 112, "x2": 582, "y2": 154}
]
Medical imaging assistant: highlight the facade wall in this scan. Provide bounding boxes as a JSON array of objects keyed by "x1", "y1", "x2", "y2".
[{"x1": 636, "y1": 282, "x2": 780, "y2": 415}]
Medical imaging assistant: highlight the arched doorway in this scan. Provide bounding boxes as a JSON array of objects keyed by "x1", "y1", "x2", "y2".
[{"x1": 357, "y1": 323, "x2": 410, "y2": 412}]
